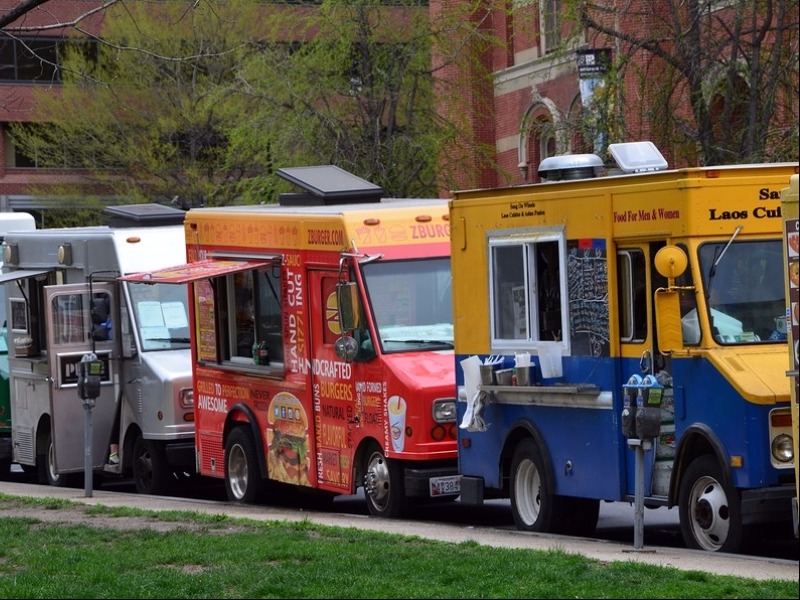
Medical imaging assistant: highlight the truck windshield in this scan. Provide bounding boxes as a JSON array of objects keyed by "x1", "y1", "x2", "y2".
[
  {"x1": 698, "y1": 239, "x2": 786, "y2": 344},
  {"x1": 125, "y1": 282, "x2": 192, "y2": 351},
  {"x1": 361, "y1": 257, "x2": 453, "y2": 353}
]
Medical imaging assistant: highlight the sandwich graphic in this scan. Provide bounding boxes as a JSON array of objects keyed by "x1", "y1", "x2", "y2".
[{"x1": 267, "y1": 392, "x2": 310, "y2": 485}]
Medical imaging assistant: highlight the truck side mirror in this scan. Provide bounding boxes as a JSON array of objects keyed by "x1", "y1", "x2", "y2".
[
  {"x1": 336, "y1": 281, "x2": 360, "y2": 332},
  {"x1": 654, "y1": 245, "x2": 688, "y2": 282},
  {"x1": 654, "y1": 289, "x2": 683, "y2": 353}
]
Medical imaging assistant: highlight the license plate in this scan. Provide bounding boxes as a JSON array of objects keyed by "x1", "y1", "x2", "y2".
[{"x1": 430, "y1": 475, "x2": 461, "y2": 497}]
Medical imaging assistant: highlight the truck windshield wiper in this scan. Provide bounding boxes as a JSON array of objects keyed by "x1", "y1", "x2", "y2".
[
  {"x1": 383, "y1": 339, "x2": 454, "y2": 348},
  {"x1": 146, "y1": 337, "x2": 191, "y2": 343},
  {"x1": 707, "y1": 224, "x2": 742, "y2": 304}
]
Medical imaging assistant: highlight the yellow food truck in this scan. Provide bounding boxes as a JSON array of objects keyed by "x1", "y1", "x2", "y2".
[{"x1": 450, "y1": 142, "x2": 798, "y2": 553}]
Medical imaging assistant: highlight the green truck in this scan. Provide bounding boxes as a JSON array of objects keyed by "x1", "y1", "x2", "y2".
[{"x1": 0, "y1": 212, "x2": 37, "y2": 478}]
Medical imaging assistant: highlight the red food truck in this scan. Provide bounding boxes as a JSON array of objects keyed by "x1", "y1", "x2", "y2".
[{"x1": 121, "y1": 166, "x2": 459, "y2": 517}]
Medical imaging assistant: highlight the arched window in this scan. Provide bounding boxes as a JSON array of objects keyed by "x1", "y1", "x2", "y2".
[{"x1": 528, "y1": 117, "x2": 556, "y2": 183}]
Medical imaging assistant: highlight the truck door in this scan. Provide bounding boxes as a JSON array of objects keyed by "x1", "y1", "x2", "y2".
[
  {"x1": 44, "y1": 283, "x2": 118, "y2": 473},
  {"x1": 618, "y1": 241, "x2": 673, "y2": 372},
  {"x1": 308, "y1": 268, "x2": 358, "y2": 492},
  {"x1": 618, "y1": 241, "x2": 678, "y2": 498}
]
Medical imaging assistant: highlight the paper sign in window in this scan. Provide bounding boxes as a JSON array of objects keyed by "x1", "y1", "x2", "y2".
[
  {"x1": 138, "y1": 301, "x2": 165, "y2": 327},
  {"x1": 162, "y1": 302, "x2": 188, "y2": 328}
]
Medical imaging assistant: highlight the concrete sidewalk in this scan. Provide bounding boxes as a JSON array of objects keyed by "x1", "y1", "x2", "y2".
[{"x1": 1, "y1": 480, "x2": 797, "y2": 583}]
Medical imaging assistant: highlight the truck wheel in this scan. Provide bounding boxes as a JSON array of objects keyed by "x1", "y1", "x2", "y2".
[
  {"x1": 363, "y1": 444, "x2": 406, "y2": 518},
  {"x1": 132, "y1": 436, "x2": 171, "y2": 495},
  {"x1": 225, "y1": 426, "x2": 266, "y2": 504},
  {"x1": 678, "y1": 455, "x2": 744, "y2": 552},
  {"x1": 42, "y1": 430, "x2": 78, "y2": 488},
  {"x1": 510, "y1": 438, "x2": 557, "y2": 532},
  {"x1": 0, "y1": 457, "x2": 10, "y2": 480}
]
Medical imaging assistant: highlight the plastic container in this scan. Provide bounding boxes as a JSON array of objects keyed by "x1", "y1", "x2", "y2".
[
  {"x1": 495, "y1": 368, "x2": 514, "y2": 386},
  {"x1": 479, "y1": 364, "x2": 496, "y2": 385}
]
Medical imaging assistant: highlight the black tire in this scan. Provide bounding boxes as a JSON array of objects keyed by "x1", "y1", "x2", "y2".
[
  {"x1": 509, "y1": 438, "x2": 558, "y2": 532},
  {"x1": 0, "y1": 456, "x2": 10, "y2": 480},
  {"x1": 678, "y1": 454, "x2": 745, "y2": 552},
  {"x1": 363, "y1": 444, "x2": 406, "y2": 518},
  {"x1": 225, "y1": 426, "x2": 266, "y2": 504},
  {"x1": 132, "y1": 436, "x2": 171, "y2": 495},
  {"x1": 42, "y1": 429, "x2": 79, "y2": 488}
]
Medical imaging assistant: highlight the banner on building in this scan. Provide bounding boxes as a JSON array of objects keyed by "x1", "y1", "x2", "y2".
[{"x1": 576, "y1": 48, "x2": 612, "y2": 154}]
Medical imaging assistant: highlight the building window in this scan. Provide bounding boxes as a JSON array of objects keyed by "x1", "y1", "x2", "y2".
[
  {"x1": 0, "y1": 36, "x2": 97, "y2": 83},
  {"x1": 526, "y1": 115, "x2": 555, "y2": 183},
  {"x1": 540, "y1": 0, "x2": 560, "y2": 54}
]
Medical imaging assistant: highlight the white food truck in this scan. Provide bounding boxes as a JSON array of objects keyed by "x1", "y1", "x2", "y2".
[{"x1": 0, "y1": 204, "x2": 195, "y2": 494}]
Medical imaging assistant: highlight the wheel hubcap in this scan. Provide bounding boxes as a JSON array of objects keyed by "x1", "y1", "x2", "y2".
[
  {"x1": 689, "y1": 476, "x2": 730, "y2": 551},
  {"x1": 515, "y1": 458, "x2": 542, "y2": 527},
  {"x1": 228, "y1": 444, "x2": 248, "y2": 500},
  {"x1": 364, "y1": 453, "x2": 390, "y2": 507}
]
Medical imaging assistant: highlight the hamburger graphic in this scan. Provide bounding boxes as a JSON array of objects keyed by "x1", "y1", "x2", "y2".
[{"x1": 267, "y1": 392, "x2": 310, "y2": 486}]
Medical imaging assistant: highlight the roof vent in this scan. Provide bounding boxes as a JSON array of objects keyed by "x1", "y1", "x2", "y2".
[
  {"x1": 537, "y1": 153, "x2": 605, "y2": 182},
  {"x1": 103, "y1": 203, "x2": 186, "y2": 227},
  {"x1": 276, "y1": 165, "x2": 384, "y2": 205},
  {"x1": 608, "y1": 141, "x2": 668, "y2": 173}
]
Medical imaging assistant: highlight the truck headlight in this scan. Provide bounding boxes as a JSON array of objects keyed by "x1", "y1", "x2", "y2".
[
  {"x1": 433, "y1": 399, "x2": 456, "y2": 423},
  {"x1": 771, "y1": 433, "x2": 793, "y2": 463},
  {"x1": 179, "y1": 387, "x2": 194, "y2": 409}
]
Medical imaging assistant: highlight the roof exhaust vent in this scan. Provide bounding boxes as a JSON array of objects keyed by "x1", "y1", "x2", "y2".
[
  {"x1": 537, "y1": 153, "x2": 605, "y2": 182},
  {"x1": 607, "y1": 141, "x2": 668, "y2": 173}
]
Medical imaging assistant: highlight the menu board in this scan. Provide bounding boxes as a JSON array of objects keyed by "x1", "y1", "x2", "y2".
[
  {"x1": 567, "y1": 239, "x2": 610, "y2": 356},
  {"x1": 195, "y1": 280, "x2": 218, "y2": 361}
]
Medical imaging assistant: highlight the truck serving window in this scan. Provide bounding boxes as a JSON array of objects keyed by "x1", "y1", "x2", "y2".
[
  {"x1": 224, "y1": 267, "x2": 283, "y2": 364},
  {"x1": 488, "y1": 231, "x2": 568, "y2": 349}
]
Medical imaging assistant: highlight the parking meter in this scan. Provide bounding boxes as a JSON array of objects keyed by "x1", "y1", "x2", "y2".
[
  {"x1": 621, "y1": 373, "x2": 663, "y2": 440},
  {"x1": 621, "y1": 374, "x2": 642, "y2": 439},
  {"x1": 77, "y1": 353, "x2": 102, "y2": 407},
  {"x1": 635, "y1": 374, "x2": 663, "y2": 440}
]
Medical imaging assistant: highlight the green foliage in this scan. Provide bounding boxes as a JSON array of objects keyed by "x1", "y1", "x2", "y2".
[
  {"x1": 10, "y1": 0, "x2": 284, "y2": 208},
  {"x1": 8, "y1": 0, "x2": 503, "y2": 208}
]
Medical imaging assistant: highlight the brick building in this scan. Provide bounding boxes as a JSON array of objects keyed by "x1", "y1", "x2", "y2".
[
  {"x1": 431, "y1": 0, "x2": 798, "y2": 192},
  {"x1": 1, "y1": 1, "x2": 797, "y2": 213}
]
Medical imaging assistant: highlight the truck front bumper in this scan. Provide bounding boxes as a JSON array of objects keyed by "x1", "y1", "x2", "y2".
[{"x1": 403, "y1": 461, "x2": 459, "y2": 498}]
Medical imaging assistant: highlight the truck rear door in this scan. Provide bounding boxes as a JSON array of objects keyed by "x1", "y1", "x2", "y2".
[{"x1": 44, "y1": 283, "x2": 117, "y2": 473}]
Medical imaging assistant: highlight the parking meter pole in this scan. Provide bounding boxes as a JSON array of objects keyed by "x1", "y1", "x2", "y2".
[
  {"x1": 627, "y1": 438, "x2": 645, "y2": 550},
  {"x1": 77, "y1": 352, "x2": 101, "y2": 498},
  {"x1": 84, "y1": 401, "x2": 93, "y2": 498},
  {"x1": 623, "y1": 370, "x2": 662, "y2": 553}
]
